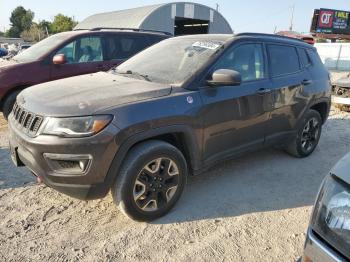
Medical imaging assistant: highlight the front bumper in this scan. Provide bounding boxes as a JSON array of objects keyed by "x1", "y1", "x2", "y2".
[
  {"x1": 302, "y1": 228, "x2": 345, "y2": 262},
  {"x1": 8, "y1": 113, "x2": 120, "y2": 200}
]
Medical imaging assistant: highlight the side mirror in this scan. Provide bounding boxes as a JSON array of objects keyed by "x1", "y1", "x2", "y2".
[
  {"x1": 207, "y1": 69, "x2": 241, "y2": 86},
  {"x1": 53, "y1": 54, "x2": 67, "y2": 65}
]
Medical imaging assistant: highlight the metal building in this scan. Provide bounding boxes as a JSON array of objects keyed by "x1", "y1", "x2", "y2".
[{"x1": 75, "y1": 2, "x2": 233, "y2": 35}]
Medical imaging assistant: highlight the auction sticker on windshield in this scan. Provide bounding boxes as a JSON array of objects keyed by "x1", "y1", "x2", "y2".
[{"x1": 192, "y1": 41, "x2": 222, "y2": 50}]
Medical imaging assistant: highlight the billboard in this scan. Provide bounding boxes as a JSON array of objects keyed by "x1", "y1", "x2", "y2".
[{"x1": 311, "y1": 8, "x2": 350, "y2": 35}]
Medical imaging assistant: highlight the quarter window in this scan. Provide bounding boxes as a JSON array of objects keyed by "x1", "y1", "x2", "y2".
[
  {"x1": 213, "y1": 44, "x2": 265, "y2": 82},
  {"x1": 298, "y1": 48, "x2": 311, "y2": 68},
  {"x1": 268, "y1": 45, "x2": 300, "y2": 77},
  {"x1": 56, "y1": 36, "x2": 103, "y2": 64}
]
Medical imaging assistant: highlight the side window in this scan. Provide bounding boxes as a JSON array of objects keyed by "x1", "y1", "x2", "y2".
[
  {"x1": 148, "y1": 36, "x2": 167, "y2": 46},
  {"x1": 79, "y1": 36, "x2": 103, "y2": 62},
  {"x1": 105, "y1": 35, "x2": 150, "y2": 60},
  {"x1": 213, "y1": 44, "x2": 265, "y2": 82},
  {"x1": 56, "y1": 36, "x2": 103, "y2": 64},
  {"x1": 307, "y1": 49, "x2": 324, "y2": 67},
  {"x1": 56, "y1": 41, "x2": 76, "y2": 63},
  {"x1": 298, "y1": 48, "x2": 311, "y2": 68},
  {"x1": 268, "y1": 45, "x2": 300, "y2": 77}
]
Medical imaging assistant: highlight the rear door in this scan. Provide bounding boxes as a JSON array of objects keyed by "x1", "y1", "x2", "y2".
[
  {"x1": 50, "y1": 35, "x2": 106, "y2": 81},
  {"x1": 264, "y1": 44, "x2": 311, "y2": 144},
  {"x1": 103, "y1": 34, "x2": 154, "y2": 69},
  {"x1": 199, "y1": 43, "x2": 274, "y2": 162}
]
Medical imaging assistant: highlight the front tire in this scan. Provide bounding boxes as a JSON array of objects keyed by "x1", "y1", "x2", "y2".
[
  {"x1": 112, "y1": 140, "x2": 187, "y2": 221},
  {"x1": 285, "y1": 109, "x2": 322, "y2": 158}
]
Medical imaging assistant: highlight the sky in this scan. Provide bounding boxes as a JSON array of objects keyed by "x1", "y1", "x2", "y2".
[{"x1": 1, "y1": 0, "x2": 350, "y2": 34}]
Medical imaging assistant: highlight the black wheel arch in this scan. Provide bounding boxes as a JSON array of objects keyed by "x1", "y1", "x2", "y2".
[
  {"x1": 309, "y1": 99, "x2": 331, "y2": 124},
  {"x1": 103, "y1": 125, "x2": 201, "y2": 193},
  {"x1": 0, "y1": 85, "x2": 29, "y2": 112}
]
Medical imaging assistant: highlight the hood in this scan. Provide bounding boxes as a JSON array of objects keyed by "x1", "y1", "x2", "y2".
[
  {"x1": 18, "y1": 72, "x2": 171, "y2": 116},
  {"x1": 331, "y1": 151, "x2": 350, "y2": 185},
  {"x1": 334, "y1": 76, "x2": 350, "y2": 88}
]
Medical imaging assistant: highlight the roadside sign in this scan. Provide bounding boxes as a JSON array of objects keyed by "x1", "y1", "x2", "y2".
[{"x1": 311, "y1": 8, "x2": 350, "y2": 35}]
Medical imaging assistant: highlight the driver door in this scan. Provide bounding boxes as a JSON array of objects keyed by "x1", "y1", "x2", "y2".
[
  {"x1": 199, "y1": 43, "x2": 273, "y2": 162},
  {"x1": 50, "y1": 35, "x2": 107, "y2": 81}
]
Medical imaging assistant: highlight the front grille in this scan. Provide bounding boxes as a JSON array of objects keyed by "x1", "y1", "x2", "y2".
[{"x1": 12, "y1": 102, "x2": 43, "y2": 136}]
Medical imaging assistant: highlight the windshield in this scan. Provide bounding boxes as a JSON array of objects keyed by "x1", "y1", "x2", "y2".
[
  {"x1": 14, "y1": 33, "x2": 71, "y2": 63},
  {"x1": 114, "y1": 38, "x2": 224, "y2": 85}
]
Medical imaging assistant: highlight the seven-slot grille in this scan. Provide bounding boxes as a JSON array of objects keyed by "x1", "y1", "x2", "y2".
[{"x1": 12, "y1": 102, "x2": 43, "y2": 136}]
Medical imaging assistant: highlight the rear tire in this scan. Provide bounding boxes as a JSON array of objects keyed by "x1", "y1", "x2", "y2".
[
  {"x1": 285, "y1": 109, "x2": 322, "y2": 158},
  {"x1": 2, "y1": 90, "x2": 21, "y2": 120},
  {"x1": 112, "y1": 140, "x2": 187, "y2": 221}
]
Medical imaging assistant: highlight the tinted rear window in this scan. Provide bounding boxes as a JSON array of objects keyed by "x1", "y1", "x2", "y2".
[
  {"x1": 268, "y1": 44, "x2": 300, "y2": 77},
  {"x1": 307, "y1": 49, "x2": 323, "y2": 66},
  {"x1": 104, "y1": 34, "x2": 151, "y2": 60},
  {"x1": 298, "y1": 48, "x2": 311, "y2": 68}
]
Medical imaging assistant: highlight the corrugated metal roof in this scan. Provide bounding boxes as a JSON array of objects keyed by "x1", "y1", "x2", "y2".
[
  {"x1": 75, "y1": 2, "x2": 233, "y2": 35},
  {"x1": 75, "y1": 4, "x2": 163, "y2": 30}
]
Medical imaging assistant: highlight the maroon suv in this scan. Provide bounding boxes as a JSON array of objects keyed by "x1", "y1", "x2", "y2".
[{"x1": 0, "y1": 29, "x2": 169, "y2": 119}]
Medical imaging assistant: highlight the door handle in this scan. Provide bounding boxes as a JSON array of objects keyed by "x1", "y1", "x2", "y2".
[
  {"x1": 256, "y1": 88, "x2": 272, "y2": 95},
  {"x1": 97, "y1": 65, "x2": 105, "y2": 70},
  {"x1": 302, "y1": 79, "x2": 312, "y2": 85}
]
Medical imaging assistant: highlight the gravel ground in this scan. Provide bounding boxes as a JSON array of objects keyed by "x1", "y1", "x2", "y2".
[{"x1": 1, "y1": 108, "x2": 350, "y2": 261}]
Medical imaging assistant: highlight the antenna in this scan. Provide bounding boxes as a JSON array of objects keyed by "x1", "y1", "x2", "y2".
[
  {"x1": 216, "y1": 3, "x2": 219, "y2": 12},
  {"x1": 289, "y1": 4, "x2": 295, "y2": 31}
]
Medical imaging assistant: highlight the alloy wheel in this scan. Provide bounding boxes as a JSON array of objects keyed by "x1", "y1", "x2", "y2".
[
  {"x1": 301, "y1": 117, "x2": 320, "y2": 153},
  {"x1": 133, "y1": 158, "x2": 180, "y2": 212}
]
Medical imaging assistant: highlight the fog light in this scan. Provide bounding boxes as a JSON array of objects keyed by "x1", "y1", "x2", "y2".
[
  {"x1": 43, "y1": 153, "x2": 92, "y2": 175},
  {"x1": 79, "y1": 160, "x2": 89, "y2": 171}
]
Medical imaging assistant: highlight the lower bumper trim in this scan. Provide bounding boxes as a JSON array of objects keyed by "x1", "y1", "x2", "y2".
[{"x1": 44, "y1": 180, "x2": 109, "y2": 200}]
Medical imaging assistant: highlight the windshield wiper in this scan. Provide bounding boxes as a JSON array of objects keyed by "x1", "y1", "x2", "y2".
[{"x1": 116, "y1": 70, "x2": 152, "y2": 82}]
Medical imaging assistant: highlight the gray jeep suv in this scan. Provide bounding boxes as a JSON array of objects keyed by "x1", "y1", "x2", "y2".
[{"x1": 8, "y1": 33, "x2": 331, "y2": 221}]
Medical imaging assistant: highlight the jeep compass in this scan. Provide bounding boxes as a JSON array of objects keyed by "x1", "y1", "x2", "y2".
[{"x1": 8, "y1": 33, "x2": 331, "y2": 221}]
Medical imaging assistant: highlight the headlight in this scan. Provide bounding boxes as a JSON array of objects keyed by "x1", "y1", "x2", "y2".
[
  {"x1": 41, "y1": 115, "x2": 113, "y2": 138},
  {"x1": 311, "y1": 175, "x2": 350, "y2": 258}
]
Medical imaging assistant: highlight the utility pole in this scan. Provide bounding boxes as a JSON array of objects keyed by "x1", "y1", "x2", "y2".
[
  {"x1": 289, "y1": 4, "x2": 295, "y2": 31},
  {"x1": 274, "y1": 26, "x2": 277, "y2": 33}
]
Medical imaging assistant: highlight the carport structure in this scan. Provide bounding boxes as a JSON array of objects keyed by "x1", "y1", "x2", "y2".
[{"x1": 75, "y1": 2, "x2": 233, "y2": 35}]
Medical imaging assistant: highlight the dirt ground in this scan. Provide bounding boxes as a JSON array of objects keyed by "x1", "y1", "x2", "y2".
[{"x1": 1, "y1": 108, "x2": 350, "y2": 262}]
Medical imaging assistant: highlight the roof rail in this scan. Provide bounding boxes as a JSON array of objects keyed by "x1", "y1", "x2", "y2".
[
  {"x1": 235, "y1": 32, "x2": 305, "y2": 43},
  {"x1": 79, "y1": 27, "x2": 173, "y2": 36}
]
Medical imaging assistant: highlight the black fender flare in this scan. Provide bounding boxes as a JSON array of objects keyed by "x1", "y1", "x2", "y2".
[{"x1": 103, "y1": 125, "x2": 201, "y2": 191}]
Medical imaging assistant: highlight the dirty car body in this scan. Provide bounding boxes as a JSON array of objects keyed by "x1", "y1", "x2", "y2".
[{"x1": 8, "y1": 33, "x2": 331, "y2": 220}]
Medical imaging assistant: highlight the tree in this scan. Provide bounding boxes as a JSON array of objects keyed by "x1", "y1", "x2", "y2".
[
  {"x1": 38, "y1": 20, "x2": 52, "y2": 35},
  {"x1": 0, "y1": 31, "x2": 4, "y2": 37},
  {"x1": 20, "y1": 23, "x2": 46, "y2": 42},
  {"x1": 50, "y1": 14, "x2": 77, "y2": 33},
  {"x1": 6, "y1": 6, "x2": 34, "y2": 37}
]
